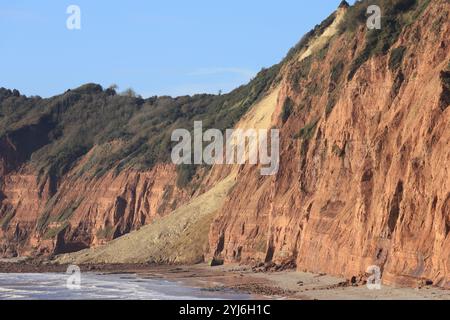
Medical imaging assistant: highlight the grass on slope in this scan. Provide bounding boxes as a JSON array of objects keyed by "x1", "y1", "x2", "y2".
[{"x1": 0, "y1": 61, "x2": 280, "y2": 186}]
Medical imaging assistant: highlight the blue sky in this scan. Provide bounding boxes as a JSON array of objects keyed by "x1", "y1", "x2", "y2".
[{"x1": 1, "y1": 0, "x2": 357, "y2": 98}]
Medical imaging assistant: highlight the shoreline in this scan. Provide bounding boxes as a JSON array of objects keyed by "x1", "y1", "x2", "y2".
[{"x1": 0, "y1": 260, "x2": 449, "y2": 300}]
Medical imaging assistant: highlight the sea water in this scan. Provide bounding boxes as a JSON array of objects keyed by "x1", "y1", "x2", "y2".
[{"x1": 0, "y1": 273, "x2": 252, "y2": 300}]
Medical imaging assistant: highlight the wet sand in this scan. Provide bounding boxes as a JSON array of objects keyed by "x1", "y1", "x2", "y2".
[{"x1": 0, "y1": 259, "x2": 448, "y2": 300}]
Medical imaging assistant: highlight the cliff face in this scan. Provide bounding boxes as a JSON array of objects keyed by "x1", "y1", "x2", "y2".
[
  {"x1": 209, "y1": 0, "x2": 450, "y2": 287},
  {"x1": 0, "y1": 61, "x2": 275, "y2": 256},
  {"x1": 0, "y1": 161, "x2": 189, "y2": 257},
  {"x1": 1, "y1": 0, "x2": 449, "y2": 289}
]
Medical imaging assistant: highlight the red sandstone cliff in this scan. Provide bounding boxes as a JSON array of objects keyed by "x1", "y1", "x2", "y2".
[
  {"x1": 0, "y1": 158, "x2": 189, "y2": 257},
  {"x1": 0, "y1": 0, "x2": 449, "y2": 289},
  {"x1": 208, "y1": 0, "x2": 450, "y2": 287}
]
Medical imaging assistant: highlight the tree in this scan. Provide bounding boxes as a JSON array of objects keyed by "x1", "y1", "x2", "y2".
[{"x1": 122, "y1": 88, "x2": 136, "y2": 98}]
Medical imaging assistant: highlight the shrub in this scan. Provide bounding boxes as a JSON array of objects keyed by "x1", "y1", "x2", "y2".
[
  {"x1": 290, "y1": 56, "x2": 313, "y2": 87},
  {"x1": 96, "y1": 226, "x2": 115, "y2": 239},
  {"x1": 330, "y1": 60, "x2": 345, "y2": 88},
  {"x1": 348, "y1": 17, "x2": 402, "y2": 80},
  {"x1": 326, "y1": 94, "x2": 338, "y2": 116},
  {"x1": 392, "y1": 0, "x2": 417, "y2": 13},
  {"x1": 43, "y1": 223, "x2": 68, "y2": 240},
  {"x1": 72, "y1": 83, "x2": 103, "y2": 94},
  {"x1": 325, "y1": 60, "x2": 345, "y2": 116},
  {"x1": 55, "y1": 201, "x2": 81, "y2": 222},
  {"x1": 295, "y1": 119, "x2": 319, "y2": 140},
  {"x1": 0, "y1": 210, "x2": 15, "y2": 231},
  {"x1": 285, "y1": 30, "x2": 315, "y2": 62},
  {"x1": 391, "y1": 71, "x2": 405, "y2": 98},
  {"x1": 281, "y1": 98, "x2": 293, "y2": 123},
  {"x1": 306, "y1": 81, "x2": 322, "y2": 97},
  {"x1": 317, "y1": 43, "x2": 330, "y2": 60},
  {"x1": 409, "y1": 0, "x2": 431, "y2": 21},
  {"x1": 340, "y1": 0, "x2": 420, "y2": 34},
  {"x1": 332, "y1": 144, "x2": 345, "y2": 157},
  {"x1": 389, "y1": 46, "x2": 407, "y2": 72},
  {"x1": 439, "y1": 70, "x2": 450, "y2": 111},
  {"x1": 176, "y1": 164, "x2": 197, "y2": 188},
  {"x1": 338, "y1": 0, "x2": 368, "y2": 33},
  {"x1": 343, "y1": 0, "x2": 428, "y2": 80}
]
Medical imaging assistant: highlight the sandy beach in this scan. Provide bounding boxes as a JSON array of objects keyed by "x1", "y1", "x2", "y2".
[
  {"x1": 0, "y1": 260, "x2": 448, "y2": 300},
  {"x1": 136, "y1": 264, "x2": 450, "y2": 300}
]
